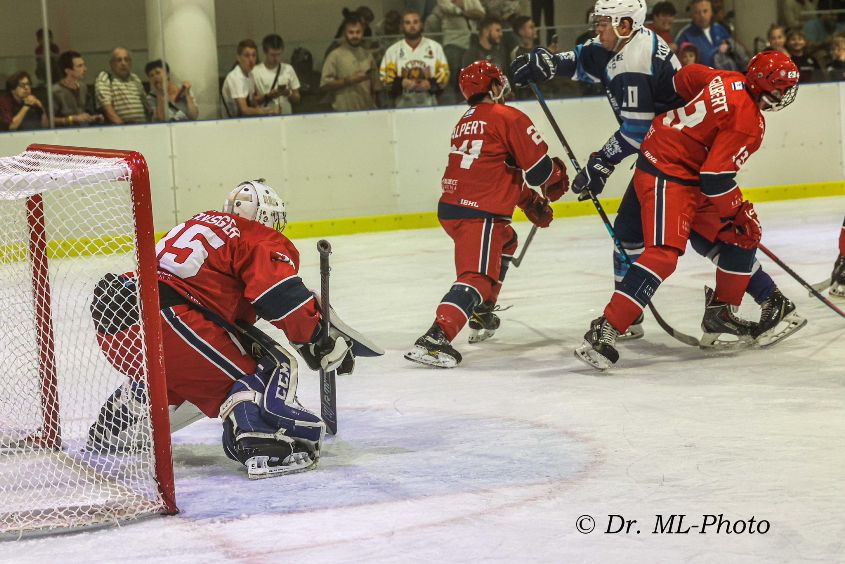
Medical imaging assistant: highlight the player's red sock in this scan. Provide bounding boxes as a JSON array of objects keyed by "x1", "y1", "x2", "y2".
[
  {"x1": 714, "y1": 269, "x2": 751, "y2": 306},
  {"x1": 604, "y1": 246, "x2": 679, "y2": 333},
  {"x1": 839, "y1": 217, "x2": 845, "y2": 256}
]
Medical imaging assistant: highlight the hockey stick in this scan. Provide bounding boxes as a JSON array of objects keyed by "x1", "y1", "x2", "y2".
[
  {"x1": 529, "y1": 81, "x2": 701, "y2": 347},
  {"x1": 809, "y1": 277, "x2": 832, "y2": 295},
  {"x1": 510, "y1": 222, "x2": 538, "y2": 267},
  {"x1": 757, "y1": 243, "x2": 845, "y2": 319},
  {"x1": 317, "y1": 239, "x2": 338, "y2": 435}
]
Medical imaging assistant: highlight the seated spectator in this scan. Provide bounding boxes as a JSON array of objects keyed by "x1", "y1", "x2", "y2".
[
  {"x1": 461, "y1": 16, "x2": 508, "y2": 72},
  {"x1": 827, "y1": 36, "x2": 845, "y2": 80},
  {"x1": 436, "y1": 0, "x2": 486, "y2": 104},
  {"x1": 482, "y1": 0, "x2": 522, "y2": 53},
  {"x1": 379, "y1": 10, "x2": 449, "y2": 108},
  {"x1": 222, "y1": 39, "x2": 278, "y2": 118},
  {"x1": 713, "y1": 36, "x2": 749, "y2": 72},
  {"x1": 766, "y1": 24, "x2": 790, "y2": 55},
  {"x1": 647, "y1": 1, "x2": 677, "y2": 52},
  {"x1": 95, "y1": 47, "x2": 150, "y2": 124},
  {"x1": 787, "y1": 29, "x2": 822, "y2": 81},
  {"x1": 804, "y1": 0, "x2": 845, "y2": 50},
  {"x1": 35, "y1": 28, "x2": 60, "y2": 84},
  {"x1": 510, "y1": 15, "x2": 537, "y2": 61},
  {"x1": 321, "y1": 15, "x2": 379, "y2": 111},
  {"x1": 53, "y1": 51, "x2": 102, "y2": 127},
  {"x1": 674, "y1": 0, "x2": 731, "y2": 67},
  {"x1": 679, "y1": 43, "x2": 700, "y2": 66},
  {"x1": 0, "y1": 71, "x2": 48, "y2": 131},
  {"x1": 145, "y1": 60, "x2": 198, "y2": 122},
  {"x1": 251, "y1": 34, "x2": 301, "y2": 115}
]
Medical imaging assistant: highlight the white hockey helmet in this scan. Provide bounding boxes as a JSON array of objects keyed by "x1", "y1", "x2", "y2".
[
  {"x1": 592, "y1": 0, "x2": 647, "y2": 32},
  {"x1": 223, "y1": 179, "x2": 287, "y2": 232}
]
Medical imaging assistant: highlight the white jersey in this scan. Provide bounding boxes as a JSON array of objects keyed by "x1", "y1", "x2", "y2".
[
  {"x1": 221, "y1": 66, "x2": 254, "y2": 117},
  {"x1": 251, "y1": 62, "x2": 301, "y2": 115},
  {"x1": 379, "y1": 36, "x2": 449, "y2": 106}
]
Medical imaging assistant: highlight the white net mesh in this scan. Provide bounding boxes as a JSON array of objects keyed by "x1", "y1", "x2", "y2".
[{"x1": 0, "y1": 149, "x2": 169, "y2": 537}]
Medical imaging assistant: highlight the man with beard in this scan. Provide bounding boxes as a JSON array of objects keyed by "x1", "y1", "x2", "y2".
[
  {"x1": 462, "y1": 16, "x2": 509, "y2": 72},
  {"x1": 321, "y1": 15, "x2": 379, "y2": 111},
  {"x1": 380, "y1": 10, "x2": 449, "y2": 108}
]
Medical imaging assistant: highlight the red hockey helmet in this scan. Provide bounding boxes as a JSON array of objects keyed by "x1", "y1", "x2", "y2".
[
  {"x1": 458, "y1": 60, "x2": 509, "y2": 103},
  {"x1": 745, "y1": 51, "x2": 800, "y2": 112}
]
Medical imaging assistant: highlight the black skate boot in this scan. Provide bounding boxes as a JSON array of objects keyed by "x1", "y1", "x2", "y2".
[
  {"x1": 404, "y1": 323, "x2": 463, "y2": 368},
  {"x1": 468, "y1": 301, "x2": 502, "y2": 343},
  {"x1": 831, "y1": 255, "x2": 845, "y2": 298},
  {"x1": 617, "y1": 312, "x2": 645, "y2": 341},
  {"x1": 753, "y1": 288, "x2": 807, "y2": 347},
  {"x1": 574, "y1": 316, "x2": 620, "y2": 371},
  {"x1": 699, "y1": 286, "x2": 758, "y2": 350}
]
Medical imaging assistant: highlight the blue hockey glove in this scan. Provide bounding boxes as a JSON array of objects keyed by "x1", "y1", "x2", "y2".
[
  {"x1": 510, "y1": 47, "x2": 556, "y2": 88},
  {"x1": 572, "y1": 152, "x2": 615, "y2": 196}
]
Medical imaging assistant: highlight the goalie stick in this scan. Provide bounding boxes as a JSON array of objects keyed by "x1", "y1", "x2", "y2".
[
  {"x1": 758, "y1": 244, "x2": 845, "y2": 319},
  {"x1": 528, "y1": 81, "x2": 700, "y2": 347},
  {"x1": 318, "y1": 239, "x2": 339, "y2": 435}
]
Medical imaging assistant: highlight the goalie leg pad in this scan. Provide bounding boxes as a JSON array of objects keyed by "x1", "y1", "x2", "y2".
[{"x1": 87, "y1": 380, "x2": 147, "y2": 452}]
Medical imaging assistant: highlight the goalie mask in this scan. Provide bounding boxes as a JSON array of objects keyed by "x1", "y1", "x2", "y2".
[
  {"x1": 745, "y1": 51, "x2": 800, "y2": 112},
  {"x1": 223, "y1": 179, "x2": 287, "y2": 232}
]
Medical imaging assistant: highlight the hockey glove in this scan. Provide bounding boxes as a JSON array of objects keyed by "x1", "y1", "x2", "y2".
[
  {"x1": 510, "y1": 47, "x2": 556, "y2": 88},
  {"x1": 542, "y1": 157, "x2": 569, "y2": 202},
  {"x1": 718, "y1": 201, "x2": 762, "y2": 249},
  {"x1": 518, "y1": 189, "x2": 553, "y2": 228},
  {"x1": 295, "y1": 331, "x2": 355, "y2": 375},
  {"x1": 571, "y1": 152, "x2": 615, "y2": 196}
]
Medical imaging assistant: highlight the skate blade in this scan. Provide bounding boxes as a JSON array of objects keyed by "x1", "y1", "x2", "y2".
[
  {"x1": 699, "y1": 332, "x2": 754, "y2": 351},
  {"x1": 246, "y1": 453, "x2": 317, "y2": 479},
  {"x1": 468, "y1": 328, "x2": 495, "y2": 344},
  {"x1": 403, "y1": 346, "x2": 458, "y2": 369},
  {"x1": 616, "y1": 323, "x2": 644, "y2": 342},
  {"x1": 755, "y1": 312, "x2": 808, "y2": 348},
  {"x1": 573, "y1": 341, "x2": 613, "y2": 371}
]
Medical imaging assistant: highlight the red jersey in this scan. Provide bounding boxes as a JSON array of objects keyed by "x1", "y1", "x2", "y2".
[
  {"x1": 439, "y1": 103, "x2": 551, "y2": 217},
  {"x1": 640, "y1": 64, "x2": 765, "y2": 203},
  {"x1": 155, "y1": 211, "x2": 320, "y2": 344}
]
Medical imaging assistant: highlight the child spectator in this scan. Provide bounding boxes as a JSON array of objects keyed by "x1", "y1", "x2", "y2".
[
  {"x1": 787, "y1": 29, "x2": 822, "y2": 81},
  {"x1": 827, "y1": 36, "x2": 845, "y2": 81},
  {"x1": 145, "y1": 60, "x2": 198, "y2": 122},
  {"x1": 679, "y1": 43, "x2": 699, "y2": 66},
  {"x1": 0, "y1": 71, "x2": 48, "y2": 131},
  {"x1": 647, "y1": 1, "x2": 678, "y2": 52},
  {"x1": 767, "y1": 24, "x2": 789, "y2": 55}
]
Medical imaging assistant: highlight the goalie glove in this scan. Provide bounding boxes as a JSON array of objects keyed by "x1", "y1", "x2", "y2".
[
  {"x1": 510, "y1": 47, "x2": 556, "y2": 88},
  {"x1": 718, "y1": 201, "x2": 762, "y2": 249},
  {"x1": 295, "y1": 327, "x2": 355, "y2": 375},
  {"x1": 518, "y1": 188, "x2": 553, "y2": 228}
]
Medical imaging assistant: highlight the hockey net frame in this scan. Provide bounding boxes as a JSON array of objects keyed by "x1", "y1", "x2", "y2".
[{"x1": 0, "y1": 144, "x2": 176, "y2": 538}]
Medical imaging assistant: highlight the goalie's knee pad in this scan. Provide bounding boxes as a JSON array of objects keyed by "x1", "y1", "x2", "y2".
[{"x1": 219, "y1": 354, "x2": 325, "y2": 468}]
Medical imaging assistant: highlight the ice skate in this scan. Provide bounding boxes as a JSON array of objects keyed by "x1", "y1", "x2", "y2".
[
  {"x1": 699, "y1": 286, "x2": 758, "y2": 350},
  {"x1": 404, "y1": 323, "x2": 462, "y2": 368},
  {"x1": 574, "y1": 316, "x2": 620, "y2": 371},
  {"x1": 831, "y1": 255, "x2": 845, "y2": 299},
  {"x1": 617, "y1": 313, "x2": 645, "y2": 341},
  {"x1": 753, "y1": 288, "x2": 807, "y2": 347},
  {"x1": 468, "y1": 301, "x2": 502, "y2": 343}
]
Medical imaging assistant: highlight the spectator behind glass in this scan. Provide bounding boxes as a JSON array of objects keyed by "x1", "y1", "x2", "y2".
[
  {"x1": 827, "y1": 36, "x2": 845, "y2": 81},
  {"x1": 461, "y1": 16, "x2": 508, "y2": 72},
  {"x1": 222, "y1": 39, "x2": 278, "y2": 118},
  {"x1": 145, "y1": 60, "x2": 198, "y2": 122},
  {"x1": 327, "y1": 6, "x2": 376, "y2": 58},
  {"x1": 252, "y1": 34, "x2": 301, "y2": 115},
  {"x1": 436, "y1": 0, "x2": 486, "y2": 105},
  {"x1": 674, "y1": 0, "x2": 731, "y2": 67},
  {"x1": 375, "y1": 9, "x2": 402, "y2": 36},
  {"x1": 647, "y1": 2, "x2": 678, "y2": 52},
  {"x1": 380, "y1": 10, "x2": 449, "y2": 108},
  {"x1": 510, "y1": 15, "x2": 537, "y2": 61},
  {"x1": 679, "y1": 43, "x2": 700, "y2": 66},
  {"x1": 53, "y1": 51, "x2": 102, "y2": 127},
  {"x1": 575, "y1": 7, "x2": 596, "y2": 46},
  {"x1": 35, "y1": 28, "x2": 60, "y2": 84},
  {"x1": 95, "y1": 48, "x2": 150, "y2": 124},
  {"x1": 320, "y1": 16, "x2": 379, "y2": 111},
  {"x1": 804, "y1": 0, "x2": 845, "y2": 49},
  {"x1": 787, "y1": 29, "x2": 822, "y2": 82},
  {"x1": 0, "y1": 71, "x2": 48, "y2": 131},
  {"x1": 781, "y1": 0, "x2": 817, "y2": 32},
  {"x1": 767, "y1": 24, "x2": 789, "y2": 55}
]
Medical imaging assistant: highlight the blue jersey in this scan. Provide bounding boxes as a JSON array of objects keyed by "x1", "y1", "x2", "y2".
[{"x1": 553, "y1": 28, "x2": 683, "y2": 164}]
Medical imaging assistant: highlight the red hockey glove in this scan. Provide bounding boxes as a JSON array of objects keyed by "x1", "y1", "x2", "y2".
[
  {"x1": 718, "y1": 201, "x2": 762, "y2": 249},
  {"x1": 518, "y1": 189, "x2": 553, "y2": 228},
  {"x1": 542, "y1": 157, "x2": 569, "y2": 202}
]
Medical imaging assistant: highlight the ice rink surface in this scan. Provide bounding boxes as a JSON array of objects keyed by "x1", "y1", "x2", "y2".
[{"x1": 7, "y1": 197, "x2": 845, "y2": 563}]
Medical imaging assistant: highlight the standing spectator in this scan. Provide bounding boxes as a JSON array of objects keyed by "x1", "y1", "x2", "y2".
[
  {"x1": 321, "y1": 16, "x2": 379, "y2": 111},
  {"x1": 437, "y1": 0, "x2": 486, "y2": 104},
  {"x1": 781, "y1": 0, "x2": 817, "y2": 32},
  {"x1": 0, "y1": 72, "x2": 48, "y2": 131},
  {"x1": 327, "y1": 6, "x2": 377, "y2": 58},
  {"x1": 380, "y1": 10, "x2": 449, "y2": 108},
  {"x1": 53, "y1": 51, "x2": 101, "y2": 127},
  {"x1": 34, "y1": 28, "x2": 60, "y2": 84},
  {"x1": 510, "y1": 15, "x2": 537, "y2": 61},
  {"x1": 767, "y1": 24, "x2": 789, "y2": 55},
  {"x1": 674, "y1": 0, "x2": 731, "y2": 67},
  {"x1": 252, "y1": 34, "x2": 301, "y2": 115},
  {"x1": 827, "y1": 36, "x2": 845, "y2": 81},
  {"x1": 804, "y1": 0, "x2": 845, "y2": 50},
  {"x1": 647, "y1": 2, "x2": 677, "y2": 52},
  {"x1": 679, "y1": 43, "x2": 700, "y2": 66},
  {"x1": 787, "y1": 29, "x2": 822, "y2": 82},
  {"x1": 483, "y1": 0, "x2": 522, "y2": 54},
  {"x1": 222, "y1": 39, "x2": 277, "y2": 118},
  {"x1": 531, "y1": 0, "x2": 554, "y2": 44},
  {"x1": 95, "y1": 48, "x2": 150, "y2": 124},
  {"x1": 461, "y1": 16, "x2": 508, "y2": 71},
  {"x1": 145, "y1": 60, "x2": 198, "y2": 122},
  {"x1": 375, "y1": 10, "x2": 402, "y2": 36}
]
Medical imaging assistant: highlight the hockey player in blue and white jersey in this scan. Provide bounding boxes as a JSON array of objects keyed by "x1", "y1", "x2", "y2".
[{"x1": 511, "y1": 0, "x2": 805, "y2": 346}]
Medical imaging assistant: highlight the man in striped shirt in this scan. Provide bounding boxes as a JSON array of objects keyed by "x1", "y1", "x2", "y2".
[{"x1": 95, "y1": 47, "x2": 150, "y2": 124}]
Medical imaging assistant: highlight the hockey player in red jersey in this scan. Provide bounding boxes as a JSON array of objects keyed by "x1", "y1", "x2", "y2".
[
  {"x1": 405, "y1": 60, "x2": 569, "y2": 368},
  {"x1": 575, "y1": 51, "x2": 803, "y2": 370},
  {"x1": 91, "y1": 180, "x2": 381, "y2": 477},
  {"x1": 830, "y1": 216, "x2": 845, "y2": 298}
]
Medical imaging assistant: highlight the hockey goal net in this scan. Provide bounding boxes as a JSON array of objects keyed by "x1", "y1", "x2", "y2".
[{"x1": 0, "y1": 145, "x2": 175, "y2": 538}]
